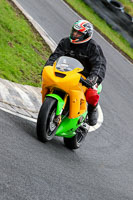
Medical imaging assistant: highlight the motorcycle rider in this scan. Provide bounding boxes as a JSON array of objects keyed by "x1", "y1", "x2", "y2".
[{"x1": 44, "y1": 19, "x2": 106, "y2": 126}]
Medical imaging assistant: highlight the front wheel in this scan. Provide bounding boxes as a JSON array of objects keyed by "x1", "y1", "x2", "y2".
[
  {"x1": 36, "y1": 97, "x2": 57, "y2": 142},
  {"x1": 64, "y1": 124, "x2": 88, "y2": 149}
]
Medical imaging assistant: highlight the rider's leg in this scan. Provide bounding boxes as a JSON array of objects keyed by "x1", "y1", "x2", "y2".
[{"x1": 85, "y1": 88, "x2": 99, "y2": 126}]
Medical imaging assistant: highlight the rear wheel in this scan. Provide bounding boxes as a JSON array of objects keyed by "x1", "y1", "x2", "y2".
[
  {"x1": 36, "y1": 97, "x2": 57, "y2": 142},
  {"x1": 64, "y1": 124, "x2": 88, "y2": 149}
]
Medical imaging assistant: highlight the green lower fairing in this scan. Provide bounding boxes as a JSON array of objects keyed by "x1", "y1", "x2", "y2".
[
  {"x1": 46, "y1": 93, "x2": 88, "y2": 138},
  {"x1": 46, "y1": 94, "x2": 65, "y2": 115},
  {"x1": 97, "y1": 84, "x2": 102, "y2": 94},
  {"x1": 55, "y1": 111, "x2": 87, "y2": 138}
]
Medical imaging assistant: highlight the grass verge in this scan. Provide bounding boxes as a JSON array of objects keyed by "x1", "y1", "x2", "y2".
[
  {"x1": 64, "y1": 0, "x2": 133, "y2": 62},
  {"x1": 0, "y1": 0, "x2": 52, "y2": 87}
]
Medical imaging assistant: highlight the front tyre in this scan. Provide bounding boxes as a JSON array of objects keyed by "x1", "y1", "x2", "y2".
[{"x1": 37, "y1": 97, "x2": 57, "y2": 142}]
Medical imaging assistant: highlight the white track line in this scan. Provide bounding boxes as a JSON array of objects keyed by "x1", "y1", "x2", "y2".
[{"x1": 0, "y1": 106, "x2": 37, "y2": 123}]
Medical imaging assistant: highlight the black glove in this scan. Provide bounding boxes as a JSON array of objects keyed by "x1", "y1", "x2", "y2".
[{"x1": 86, "y1": 75, "x2": 98, "y2": 88}]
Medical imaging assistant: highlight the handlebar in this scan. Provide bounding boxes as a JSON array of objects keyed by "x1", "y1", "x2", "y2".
[{"x1": 80, "y1": 77, "x2": 91, "y2": 88}]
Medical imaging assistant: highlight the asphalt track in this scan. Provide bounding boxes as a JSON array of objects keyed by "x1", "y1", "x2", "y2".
[{"x1": 1, "y1": 0, "x2": 133, "y2": 200}]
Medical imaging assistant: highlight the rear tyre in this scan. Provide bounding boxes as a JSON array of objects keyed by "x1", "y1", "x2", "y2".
[
  {"x1": 36, "y1": 97, "x2": 57, "y2": 142},
  {"x1": 64, "y1": 125, "x2": 88, "y2": 149}
]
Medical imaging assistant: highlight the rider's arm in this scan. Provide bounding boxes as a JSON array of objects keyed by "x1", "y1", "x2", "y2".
[
  {"x1": 44, "y1": 38, "x2": 66, "y2": 67},
  {"x1": 87, "y1": 41, "x2": 106, "y2": 85}
]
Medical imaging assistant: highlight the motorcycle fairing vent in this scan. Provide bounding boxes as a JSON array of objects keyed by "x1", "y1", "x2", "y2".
[{"x1": 55, "y1": 72, "x2": 66, "y2": 78}]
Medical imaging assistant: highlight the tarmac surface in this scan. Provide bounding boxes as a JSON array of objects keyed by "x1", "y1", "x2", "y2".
[{"x1": 1, "y1": 2, "x2": 133, "y2": 199}]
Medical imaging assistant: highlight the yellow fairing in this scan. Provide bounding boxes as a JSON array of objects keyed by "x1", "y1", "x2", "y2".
[{"x1": 41, "y1": 63, "x2": 87, "y2": 119}]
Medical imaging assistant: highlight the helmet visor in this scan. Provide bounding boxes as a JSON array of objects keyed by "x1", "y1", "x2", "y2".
[{"x1": 70, "y1": 28, "x2": 84, "y2": 40}]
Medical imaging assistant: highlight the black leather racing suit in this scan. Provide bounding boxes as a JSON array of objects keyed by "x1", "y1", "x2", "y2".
[{"x1": 44, "y1": 37, "x2": 106, "y2": 85}]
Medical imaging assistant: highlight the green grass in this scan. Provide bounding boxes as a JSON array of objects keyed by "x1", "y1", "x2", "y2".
[
  {"x1": 0, "y1": 0, "x2": 52, "y2": 87},
  {"x1": 64, "y1": 0, "x2": 133, "y2": 61}
]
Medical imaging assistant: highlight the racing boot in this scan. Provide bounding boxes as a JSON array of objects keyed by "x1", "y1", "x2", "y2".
[{"x1": 87, "y1": 104, "x2": 98, "y2": 126}]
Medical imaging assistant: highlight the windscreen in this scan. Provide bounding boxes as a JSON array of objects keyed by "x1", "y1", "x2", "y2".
[{"x1": 56, "y1": 56, "x2": 84, "y2": 72}]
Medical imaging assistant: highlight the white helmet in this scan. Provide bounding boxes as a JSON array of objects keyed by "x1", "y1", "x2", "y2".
[{"x1": 69, "y1": 20, "x2": 93, "y2": 44}]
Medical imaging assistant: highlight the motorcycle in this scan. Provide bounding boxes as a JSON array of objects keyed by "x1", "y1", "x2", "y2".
[{"x1": 36, "y1": 56, "x2": 102, "y2": 149}]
